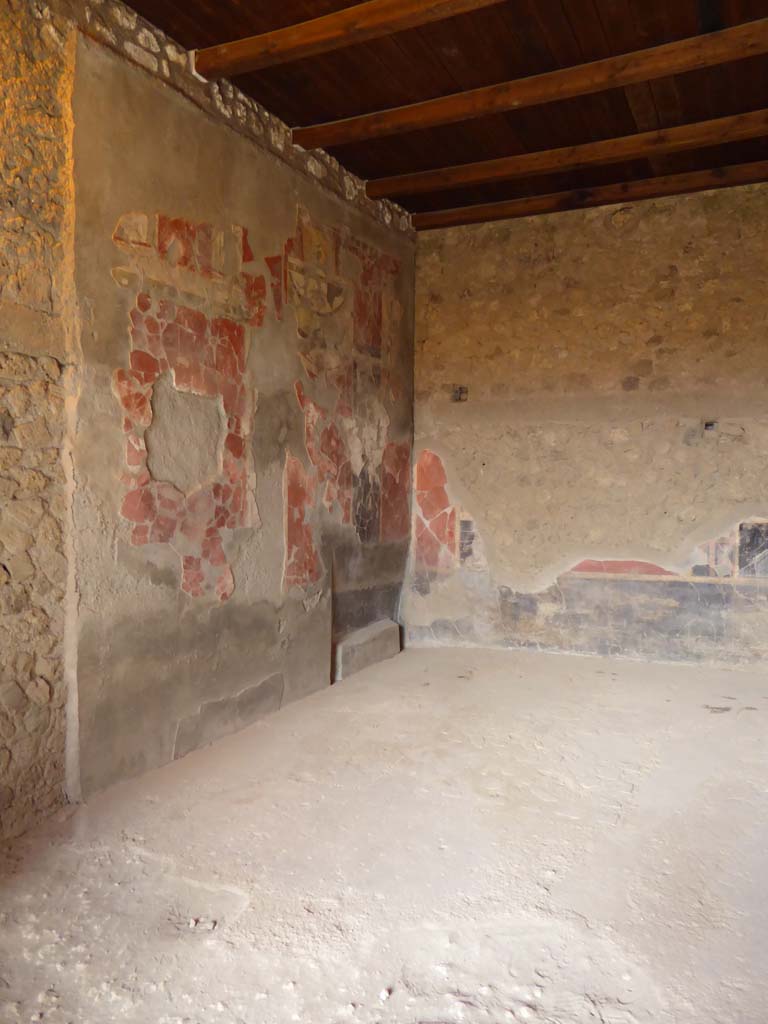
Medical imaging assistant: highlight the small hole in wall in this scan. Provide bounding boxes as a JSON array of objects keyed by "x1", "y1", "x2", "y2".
[
  {"x1": 704, "y1": 420, "x2": 718, "y2": 432},
  {"x1": 452, "y1": 385, "x2": 468, "y2": 403}
]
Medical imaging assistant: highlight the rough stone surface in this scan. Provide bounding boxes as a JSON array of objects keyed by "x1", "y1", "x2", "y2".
[
  {"x1": 406, "y1": 189, "x2": 768, "y2": 663},
  {"x1": 0, "y1": 1, "x2": 70, "y2": 326},
  {"x1": 2, "y1": 647, "x2": 768, "y2": 1023},
  {"x1": 0, "y1": 0, "x2": 74, "y2": 840},
  {"x1": 334, "y1": 618, "x2": 401, "y2": 681}
]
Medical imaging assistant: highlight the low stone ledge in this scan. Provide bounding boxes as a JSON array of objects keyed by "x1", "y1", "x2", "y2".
[{"x1": 334, "y1": 619, "x2": 401, "y2": 681}]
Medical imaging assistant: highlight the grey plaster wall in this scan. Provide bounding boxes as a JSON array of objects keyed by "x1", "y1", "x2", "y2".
[{"x1": 71, "y1": 37, "x2": 414, "y2": 796}]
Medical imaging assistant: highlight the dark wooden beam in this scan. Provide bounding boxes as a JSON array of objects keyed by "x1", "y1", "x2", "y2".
[
  {"x1": 293, "y1": 18, "x2": 768, "y2": 150},
  {"x1": 193, "y1": 0, "x2": 505, "y2": 80},
  {"x1": 411, "y1": 160, "x2": 768, "y2": 230},
  {"x1": 367, "y1": 107, "x2": 768, "y2": 198}
]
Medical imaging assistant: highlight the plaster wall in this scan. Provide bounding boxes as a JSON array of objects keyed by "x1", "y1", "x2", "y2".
[
  {"x1": 71, "y1": 39, "x2": 414, "y2": 796},
  {"x1": 1, "y1": 0, "x2": 414, "y2": 835},
  {"x1": 405, "y1": 188, "x2": 768, "y2": 663}
]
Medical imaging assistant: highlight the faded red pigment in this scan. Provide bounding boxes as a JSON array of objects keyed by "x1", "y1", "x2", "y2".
[
  {"x1": 283, "y1": 453, "x2": 321, "y2": 588},
  {"x1": 414, "y1": 450, "x2": 458, "y2": 573},
  {"x1": 113, "y1": 295, "x2": 252, "y2": 602},
  {"x1": 380, "y1": 441, "x2": 411, "y2": 543},
  {"x1": 412, "y1": 452, "x2": 677, "y2": 579},
  {"x1": 112, "y1": 210, "x2": 269, "y2": 602},
  {"x1": 280, "y1": 208, "x2": 411, "y2": 591},
  {"x1": 295, "y1": 381, "x2": 353, "y2": 526},
  {"x1": 114, "y1": 206, "x2": 411, "y2": 600}
]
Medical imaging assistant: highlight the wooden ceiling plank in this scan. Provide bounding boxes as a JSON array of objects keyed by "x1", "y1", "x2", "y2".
[
  {"x1": 193, "y1": 0, "x2": 505, "y2": 79},
  {"x1": 592, "y1": 0, "x2": 673, "y2": 175},
  {"x1": 366, "y1": 106, "x2": 768, "y2": 197},
  {"x1": 412, "y1": 158, "x2": 768, "y2": 229},
  {"x1": 551, "y1": 0, "x2": 640, "y2": 145},
  {"x1": 293, "y1": 17, "x2": 768, "y2": 149}
]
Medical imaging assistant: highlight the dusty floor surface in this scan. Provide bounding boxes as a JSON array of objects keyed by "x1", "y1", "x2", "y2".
[{"x1": 1, "y1": 648, "x2": 767, "y2": 1024}]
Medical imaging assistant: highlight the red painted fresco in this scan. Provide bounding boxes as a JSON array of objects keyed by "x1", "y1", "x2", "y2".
[
  {"x1": 283, "y1": 452, "x2": 321, "y2": 588},
  {"x1": 238, "y1": 225, "x2": 256, "y2": 265},
  {"x1": 268, "y1": 210, "x2": 400, "y2": 356},
  {"x1": 264, "y1": 213, "x2": 309, "y2": 334},
  {"x1": 240, "y1": 271, "x2": 267, "y2": 327},
  {"x1": 415, "y1": 449, "x2": 446, "y2": 492},
  {"x1": 157, "y1": 215, "x2": 221, "y2": 278},
  {"x1": 273, "y1": 207, "x2": 408, "y2": 589},
  {"x1": 114, "y1": 294, "x2": 252, "y2": 601},
  {"x1": 155, "y1": 215, "x2": 267, "y2": 326},
  {"x1": 294, "y1": 381, "x2": 353, "y2": 526},
  {"x1": 570, "y1": 559, "x2": 674, "y2": 576},
  {"x1": 350, "y1": 249, "x2": 399, "y2": 357},
  {"x1": 414, "y1": 450, "x2": 457, "y2": 573},
  {"x1": 353, "y1": 262, "x2": 383, "y2": 356},
  {"x1": 380, "y1": 441, "x2": 411, "y2": 542},
  {"x1": 113, "y1": 206, "x2": 408, "y2": 595}
]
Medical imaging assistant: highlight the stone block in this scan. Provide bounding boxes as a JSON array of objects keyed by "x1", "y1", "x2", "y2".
[{"x1": 334, "y1": 619, "x2": 401, "y2": 682}]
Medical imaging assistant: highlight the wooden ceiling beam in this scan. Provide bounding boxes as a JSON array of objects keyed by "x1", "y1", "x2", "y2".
[
  {"x1": 294, "y1": 18, "x2": 768, "y2": 149},
  {"x1": 411, "y1": 160, "x2": 768, "y2": 230},
  {"x1": 367, "y1": 107, "x2": 768, "y2": 198},
  {"x1": 193, "y1": 0, "x2": 505, "y2": 80}
]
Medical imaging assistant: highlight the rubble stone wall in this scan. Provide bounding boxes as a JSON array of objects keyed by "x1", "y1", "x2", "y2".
[{"x1": 405, "y1": 188, "x2": 768, "y2": 664}]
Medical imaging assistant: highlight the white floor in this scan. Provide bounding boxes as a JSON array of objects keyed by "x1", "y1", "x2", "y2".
[{"x1": 2, "y1": 648, "x2": 767, "y2": 1023}]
